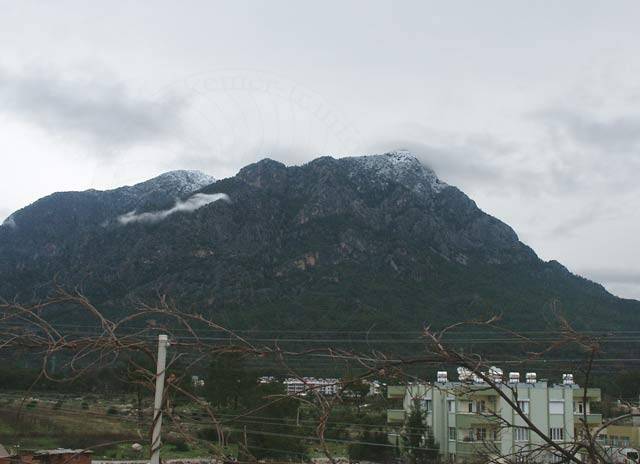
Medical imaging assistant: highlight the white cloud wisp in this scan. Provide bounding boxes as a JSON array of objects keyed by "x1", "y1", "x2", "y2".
[{"x1": 118, "y1": 193, "x2": 230, "y2": 225}]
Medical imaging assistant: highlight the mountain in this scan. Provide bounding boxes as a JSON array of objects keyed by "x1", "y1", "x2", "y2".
[
  {"x1": 1, "y1": 169, "x2": 215, "y2": 230},
  {"x1": 0, "y1": 152, "x2": 637, "y2": 333}
]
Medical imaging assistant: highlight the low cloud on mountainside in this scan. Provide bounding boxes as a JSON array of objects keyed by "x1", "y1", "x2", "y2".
[{"x1": 117, "y1": 192, "x2": 230, "y2": 225}]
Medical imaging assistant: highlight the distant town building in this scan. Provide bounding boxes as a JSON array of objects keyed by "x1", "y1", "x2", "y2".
[
  {"x1": 366, "y1": 379, "x2": 383, "y2": 396},
  {"x1": 283, "y1": 377, "x2": 339, "y2": 395},
  {"x1": 386, "y1": 370, "x2": 602, "y2": 463},
  {"x1": 191, "y1": 375, "x2": 205, "y2": 388}
]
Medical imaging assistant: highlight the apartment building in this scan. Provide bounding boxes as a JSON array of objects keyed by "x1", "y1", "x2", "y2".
[
  {"x1": 283, "y1": 377, "x2": 339, "y2": 395},
  {"x1": 387, "y1": 371, "x2": 602, "y2": 462}
]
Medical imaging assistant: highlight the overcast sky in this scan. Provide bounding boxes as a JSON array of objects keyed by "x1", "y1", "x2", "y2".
[{"x1": 1, "y1": 1, "x2": 639, "y2": 299}]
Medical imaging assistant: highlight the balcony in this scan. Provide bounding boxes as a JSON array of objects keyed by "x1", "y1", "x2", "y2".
[
  {"x1": 456, "y1": 413, "x2": 499, "y2": 428},
  {"x1": 387, "y1": 385, "x2": 406, "y2": 399},
  {"x1": 572, "y1": 388, "x2": 601, "y2": 401},
  {"x1": 574, "y1": 413, "x2": 603, "y2": 425},
  {"x1": 387, "y1": 409, "x2": 406, "y2": 424},
  {"x1": 455, "y1": 441, "x2": 493, "y2": 458}
]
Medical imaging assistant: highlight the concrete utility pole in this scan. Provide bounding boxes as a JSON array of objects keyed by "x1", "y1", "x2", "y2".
[{"x1": 151, "y1": 334, "x2": 169, "y2": 464}]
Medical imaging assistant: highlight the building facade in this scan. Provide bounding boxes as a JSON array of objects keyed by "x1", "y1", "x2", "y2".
[
  {"x1": 387, "y1": 372, "x2": 602, "y2": 462},
  {"x1": 283, "y1": 377, "x2": 339, "y2": 395},
  {"x1": 600, "y1": 424, "x2": 640, "y2": 449}
]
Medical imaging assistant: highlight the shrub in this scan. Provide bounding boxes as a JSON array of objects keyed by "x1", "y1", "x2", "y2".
[
  {"x1": 172, "y1": 440, "x2": 190, "y2": 452},
  {"x1": 196, "y1": 427, "x2": 220, "y2": 443}
]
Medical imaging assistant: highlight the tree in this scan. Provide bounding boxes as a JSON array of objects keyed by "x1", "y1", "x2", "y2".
[
  {"x1": 611, "y1": 370, "x2": 640, "y2": 401},
  {"x1": 237, "y1": 382, "x2": 309, "y2": 461},
  {"x1": 348, "y1": 428, "x2": 396, "y2": 463},
  {"x1": 3, "y1": 289, "x2": 637, "y2": 464},
  {"x1": 403, "y1": 398, "x2": 439, "y2": 464},
  {"x1": 343, "y1": 377, "x2": 371, "y2": 413},
  {"x1": 205, "y1": 352, "x2": 257, "y2": 409}
]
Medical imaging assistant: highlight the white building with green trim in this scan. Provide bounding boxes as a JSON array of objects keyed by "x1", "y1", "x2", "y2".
[{"x1": 387, "y1": 372, "x2": 601, "y2": 462}]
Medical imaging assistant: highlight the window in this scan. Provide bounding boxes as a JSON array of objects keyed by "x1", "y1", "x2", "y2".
[
  {"x1": 448, "y1": 399, "x2": 456, "y2": 413},
  {"x1": 467, "y1": 401, "x2": 474, "y2": 413},
  {"x1": 576, "y1": 401, "x2": 584, "y2": 414},
  {"x1": 492, "y1": 429, "x2": 500, "y2": 442},
  {"x1": 421, "y1": 399, "x2": 432, "y2": 412},
  {"x1": 550, "y1": 427, "x2": 564, "y2": 441},
  {"x1": 517, "y1": 400, "x2": 530, "y2": 415},
  {"x1": 549, "y1": 453, "x2": 563, "y2": 463},
  {"x1": 464, "y1": 429, "x2": 475, "y2": 442},
  {"x1": 449, "y1": 427, "x2": 457, "y2": 441},
  {"x1": 515, "y1": 427, "x2": 530, "y2": 442},
  {"x1": 477, "y1": 400, "x2": 486, "y2": 413},
  {"x1": 476, "y1": 427, "x2": 487, "y2": 441},
  {"x1": 549, "y1": 401, "x2": 565, "y2": 414}
]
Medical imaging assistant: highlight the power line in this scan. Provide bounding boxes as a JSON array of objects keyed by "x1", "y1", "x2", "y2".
[{"x1": 3, "y1": 321, "x2": 640, "y2": 335}]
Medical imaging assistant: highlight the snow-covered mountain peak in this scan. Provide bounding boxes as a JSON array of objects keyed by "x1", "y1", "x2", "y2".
[
  {"x1": 150, "y1": 170, "x2": 215, "y2": 191},
  {"x1": 346, "y1": 151, "x2": 449, "y2": 194},
  {"x1": 129, "y1": 170, "x2": 216, "y2": 197}
]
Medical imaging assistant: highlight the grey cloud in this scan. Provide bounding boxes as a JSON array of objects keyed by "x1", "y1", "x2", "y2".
[
  {"x1": 545, "y1": 201, "x2": 617, "y2": 237},
  {"x1": 527, "y1": 107, "x2": 640, "y2": 200},
  {"x1": 0, "y1": 67, "x2": 187, "y2": 153},
  {"x1": 547, "y1": 212, "x2": 597, "y2": 237},
  {"x1": 365, "y1": 110, "x2": 640, "y2": 211},
  {"x1": 364, "y1": 131, "x2": 544, "y2": 196},
  {"x1": 117, "y1": 192, "x2": 230, "y2": 225},
  {"x1": 0, "y1": 212, "x2": 15, "y2": 229},
  {"x1": 606, "y1": 283, "x2": 640, "y2": 300},
  {"x1": 577, "y1": 269, "x2": 640, "y2": 300},
  {"x1": 580, "y1": 268, "x2": 640, "y2": 286},
  {"x1": 364, "y1": 119, "x2": 640, "y2": 245},
  {"x1": 533, "y1": 108, "x2": 640, "y2": 154}
]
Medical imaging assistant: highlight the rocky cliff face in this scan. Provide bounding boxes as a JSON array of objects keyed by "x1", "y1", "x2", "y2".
[{"x1": 0, "y1": 152, "x2": 636, "y2": 331}]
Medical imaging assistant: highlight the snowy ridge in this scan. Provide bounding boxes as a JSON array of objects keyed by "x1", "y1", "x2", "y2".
[
  {"x1": 128, "y1": 170, "x2": 216, "y2": 196},
  {"x1": 345, "y1": 150, "x2": 449, "y2": 195},
  {"x1": 1, "y1": 170, "x2": 217, "y2": 231}
]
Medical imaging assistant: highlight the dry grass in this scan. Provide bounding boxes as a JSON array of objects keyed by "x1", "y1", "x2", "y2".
[{"x1": 0, "y1": 404, "x2": 140, "y2": 451}]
